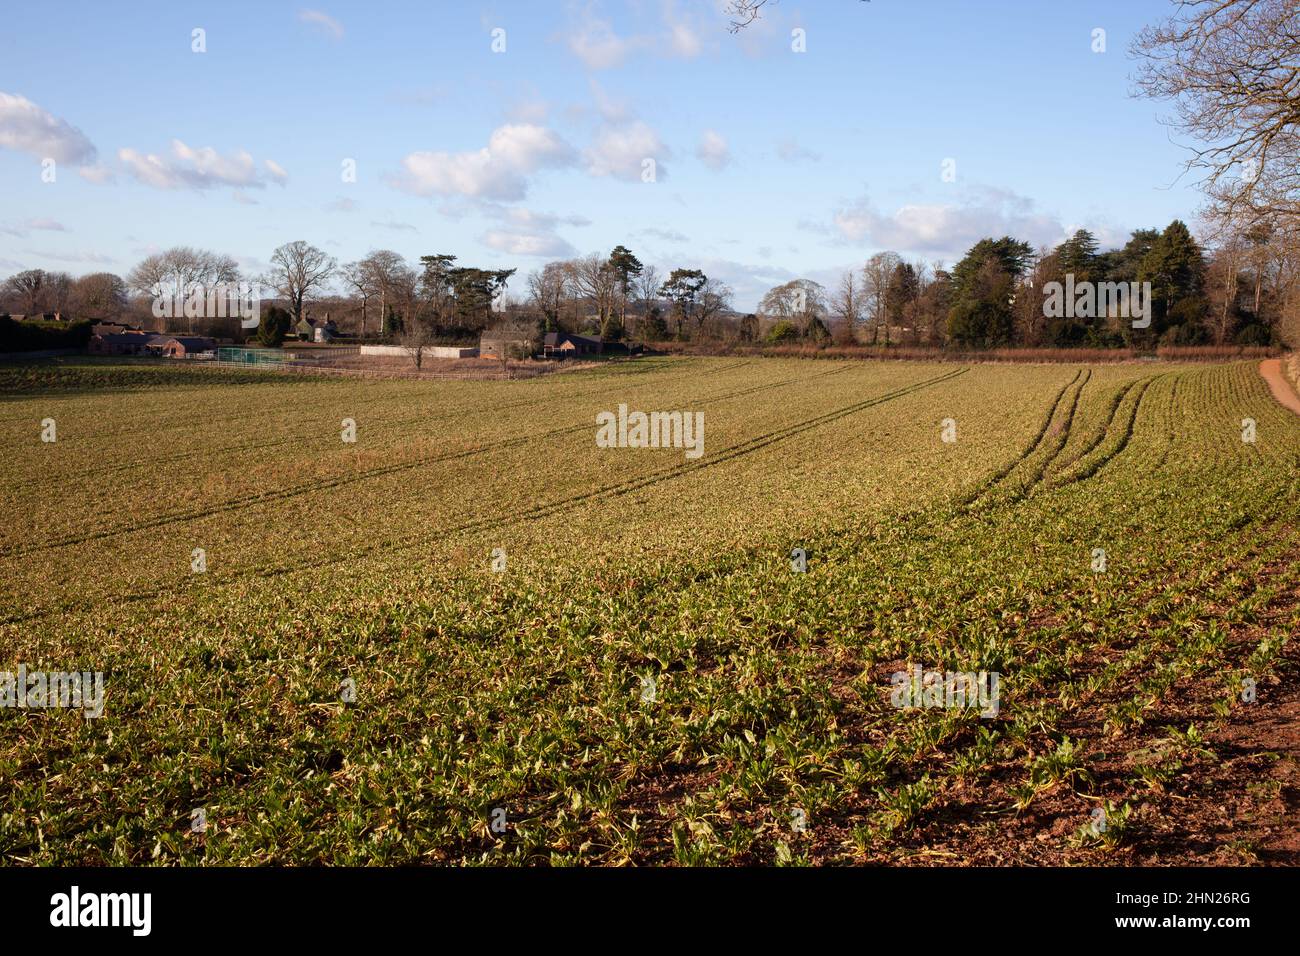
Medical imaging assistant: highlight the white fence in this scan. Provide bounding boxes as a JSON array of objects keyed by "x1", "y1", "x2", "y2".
[{"x1": 360, "y1": 345, "x2": 479, "y2": 359}]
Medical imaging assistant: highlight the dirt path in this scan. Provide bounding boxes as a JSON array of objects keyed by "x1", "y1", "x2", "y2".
[{"x1": 1260, "y1": 358, "x2": 1300, "y2": 415}]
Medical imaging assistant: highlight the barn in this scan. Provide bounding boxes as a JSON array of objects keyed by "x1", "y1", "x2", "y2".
[
  {"x1": 88, "y1": 332, "x2": 160, "y2": 356},
  {"x1": 542, "y1": 332, "x2": 603, "y2": 358},
  {"x1": 154, "y1": 336, "x2": 216, "y2": 358}
]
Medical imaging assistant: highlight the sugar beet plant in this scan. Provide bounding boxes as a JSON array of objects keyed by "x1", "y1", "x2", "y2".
[{"x1": 0, "y1": 357, "x2": 1296, "y2": 864}]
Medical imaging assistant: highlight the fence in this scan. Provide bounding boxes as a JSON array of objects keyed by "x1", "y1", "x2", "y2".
[
  {"x1": 214, "y1": 347, "x2": 290, "y2": 367},
  {"x1": 208, "y1": 343, "x2": 567, "y2": 380}
]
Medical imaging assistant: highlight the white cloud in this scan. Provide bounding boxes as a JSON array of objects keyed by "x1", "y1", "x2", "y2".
[
  {"x1": 325, "y1": 197, "x2": 357, "y2": 213},
  {"x1": 565, "y1": 8, "x2": 642, "y2": 69},
  {"x1": 1, "y1": 218, "x2": 67, "y2": 237},
  {"x1": 662, "y1": 0, "x2": 705, "y2": 57},
  {"x1": 478, "y1": 206, "x2": 584, "y2": 257},
  {"x1": 696, "y1": 130, "x2": 730, "y2": 170},
  {"x1": 78, "y1": 164, "x2": 115, "y2": 183},
  {"x1": 391, "y1": 123, "x2": 576, "y2": 200},
  {"x1": 27, "y1": 249, "x2": 115, "y2": 265},
  {"x1": 371, "y1": 219, "x2": 418, "y2": 231},
  {"x1": 0, "y1": 92, "x2": 96, "y2": 164},
  {"x1": 562, "y1": 1, "x2": 707, "y2": 69},
  {"x1": 776, "y1": 137, "x2": 820, "y2": 163},
  {"x1": 684, "y1": 255, "x2": 795, "y2": 312},
  {"x1": 586, "y1": 121, "x2": 668, "y2": 181},
  {"x1": 588, "y1": 79, "x2": 632, "y2": 123},
  {"x1": 482, "y1": 229, "x2": 576, "y2": 257},
  {"x1": 497, "y1": 207, "x2": 589, "y2": 229},
  {"x1": 638, "y1": 226, "x2": 688, "y2": 243},
  {"x1": 827, "y1": 187, "x2": 1068, "y2": 257},
  {"x1": 118, "y1": 140, "x2": 289, "y2": 191},
  {"x1": 264, "y1": 159, "x2": 289, "y2": 184},
  {"x1": 298, "y1": 9, "x2": 344, "y2": 40}
]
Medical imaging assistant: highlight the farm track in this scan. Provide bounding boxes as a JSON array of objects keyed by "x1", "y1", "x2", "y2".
[
  {"x1": 961, "y1": 368, "x2": 1085, "y2": 509},
  {"x1": 1044, "y1": 374, "x2": 1161, "y2": 492},
  {"x1": 1050, "y1": 378, "x2": 1142, "y2": 475},
  {"x1": 1, "y1": 361, "x2": 846, "y2": 559},
  {"x1": 968, "y1": 369, "x2": 1165, "y2": 507},
  {"x1": 710, "y1": 369, "x2": 1281, "y2": 858},
  {"x1": 0, "y1": 367, "x2": 962, "y2": 625},
  {"x1": 1012, "y1": 367, "x2": 1092, "y2": 492}
]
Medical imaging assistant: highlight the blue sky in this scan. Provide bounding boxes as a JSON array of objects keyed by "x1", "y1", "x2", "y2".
[{"x1": 0, "y1": 0, "x2": 1201, "y2": 310}]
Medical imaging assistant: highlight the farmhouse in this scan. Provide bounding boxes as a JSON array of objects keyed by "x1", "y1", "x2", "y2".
[
  {"x1": 153, "y1": 335, "x2": 216, "y2": 358},
  {"x1": 543, "y1": 332, "x2": 603, "y2": 358},
  {"x1": 296, "y1": 316, "x2": 338, "y2": 342},
  {"x1": 88, "y1": 332, "x2": 215, "y2": 357}
]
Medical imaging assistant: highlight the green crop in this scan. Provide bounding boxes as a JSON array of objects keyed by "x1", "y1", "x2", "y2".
[{"x1": 0, "y1": 356, "x2": 1295, "y2": 865}]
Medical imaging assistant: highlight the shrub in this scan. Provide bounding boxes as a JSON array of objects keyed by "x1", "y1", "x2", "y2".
[
  {"x1": 765, "y1": 320, "x2": 799, "y2": 344},
  {"x1": 0, "y1": 317, "x2": 93, "y2": 353},
  {"x1": 256, "y1": 306, "x2": 293, "y2": 348}
]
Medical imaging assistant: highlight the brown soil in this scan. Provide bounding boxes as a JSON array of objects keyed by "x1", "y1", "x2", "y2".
[{"x1": 1259, "y1": 358, "x2": 1300, "y2": 415}]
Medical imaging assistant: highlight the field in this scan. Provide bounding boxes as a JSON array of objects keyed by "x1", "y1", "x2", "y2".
[{"x1": 1, "y1": 356, "x2": 1297, "y2": 865}]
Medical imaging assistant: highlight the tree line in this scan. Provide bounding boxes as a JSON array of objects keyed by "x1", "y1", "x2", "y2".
[{"x1": 3, "y1": 216, "x2": 1298, "y2": 352}]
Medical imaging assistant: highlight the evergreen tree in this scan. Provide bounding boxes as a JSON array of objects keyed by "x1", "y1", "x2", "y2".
[
  {"x1": 1056, "y1": 229, "x2": 1100, "y2": 278},
  {"x1": 256, "y1": 305, "x2": 292, "y2": 347},
  {"x1": 884, "y1": 262, "x2": 920, "y2": 328},
  {"x1": 947, "y1": 257, "x2": 1016, "y2": 347},
  {"x1": 608, "y1": 245, "x2": 643, "y2": 338},
  {"x1": 950, "y1": 237, "x2": 1033, "y2": 302},
  {"x1": 1139, "y1": 219, "x2": 1204, "y2": 338},
  {"x1": 947, "y1": 238, "x2": 1030, "y2": 347}
]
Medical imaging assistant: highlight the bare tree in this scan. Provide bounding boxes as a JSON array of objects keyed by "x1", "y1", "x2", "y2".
[
  {"x1": 831, "y1": 270, "x2": 862, "y2": 344},
  {"x1": 759, "y1": 278, "x2": 827, "y2": 337},
  {"x1": 726, "y1": 0, "x2": 775, "y2": 33},
  {"x1": 861, "y1": 251, "x2": 901, "y2": 345},
  {"x1": 569, "y1": 253, "x2": 619, "y2": 338},
  {"x1": 399, "y1": 309, "x2": 434, "y2": 369},
  {"x1": 694, "y1": 277, "x2": 734, "y2": 336},
  {"x1": 362, "y1": 250, "x2": 412, "y2": 334},
  {"x1": 126, "y1": 247, "x2": 239, "y2": 332},
  {"x1": 527, "y1": 261, "x2": 572, "y2": 331},
  {"x1": 72, "y1": 272, "x2": 129, "y2": 321},
  {"x1": 1134, "y1": 0, "x2": 1300, "y2": 230},
  {"x1": 340, "y1": 260, "x2": 375, "y2": 336},
  {"x1": 633, "y1": 263, "x2": 662, "y2": 338},
  {"x1": 1205, "y1": 237, "x2": 1245, "y2": 344},
  {"x1": 266, "y1": 241, "x2": 336, "y2": 325},
  {"x1": 2, "y1": 269, "x2": 48, "y2": 314},
  {"x1": 1014, "y1": 246, "x2": 1054, "y2": 347},
  {"x1": 484, "y1": 316, "x2": 540, "y2": 379}
]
